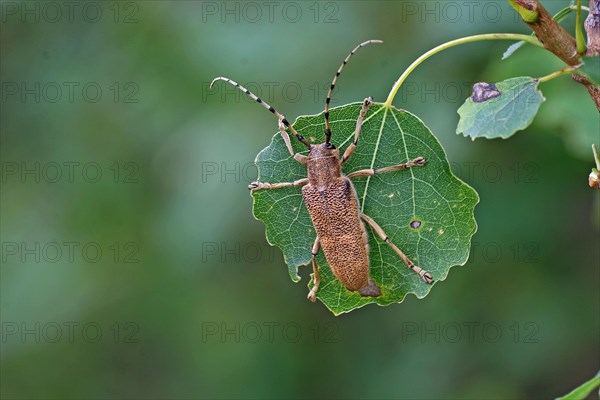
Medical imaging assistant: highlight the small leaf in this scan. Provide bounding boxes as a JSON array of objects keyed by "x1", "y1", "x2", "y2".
[
  {"x1": 580, "y1": 56, "x2": 600, "y2": 86},
  {"x1": 502, "y1": 41, "x2": 526, "y2": 60},
  {"x1": 252, "y1": 103, "x2": 478, "y2": 315},
  {"x1": 556, "y1": 371, "x2": 600, "y2": 400},
  {"x1": 456, "y1": 77, "x2": 545, "y2": 140},
  {"x1": 508, "y1": 0, "x2": 539, "y2": 22}
]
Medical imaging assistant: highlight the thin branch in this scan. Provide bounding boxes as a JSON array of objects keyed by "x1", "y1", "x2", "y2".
[{"x1": 512, "y1": 0, "x2": 580, "y2": 64}]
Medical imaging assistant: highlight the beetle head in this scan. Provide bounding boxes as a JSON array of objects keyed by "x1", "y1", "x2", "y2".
[{"x1": 309, "y1": 142, "x2": 340, "y2": 159}]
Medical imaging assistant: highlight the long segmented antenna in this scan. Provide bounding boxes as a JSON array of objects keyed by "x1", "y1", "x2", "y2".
[
  {"x1": 210, "y1": 77, "x2": 311, "y2": 148},
  {"x1": 324, "y1": 39, "x2": 383, "y2": 144}
]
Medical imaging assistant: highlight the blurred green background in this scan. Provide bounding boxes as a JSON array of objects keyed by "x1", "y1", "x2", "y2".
[{"x1": 1, "y1": 1, "x2": 598, "y2": 399}]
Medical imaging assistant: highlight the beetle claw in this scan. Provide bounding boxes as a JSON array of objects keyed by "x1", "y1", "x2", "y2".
[
  {"x1": 421, "y1": 272, "x2": 433, "y2": 284},
  {"x1": 413, "y1": 157, "x2": 427, "y2": 167}
]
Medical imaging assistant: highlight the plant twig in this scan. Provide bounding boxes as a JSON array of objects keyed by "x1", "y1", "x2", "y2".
[
  {"x1": 511, "y1": 0, "x2": 580, "y2": 64},
  {"x1": 510, "y1": 0, "x2": 600, "y2": 110}
]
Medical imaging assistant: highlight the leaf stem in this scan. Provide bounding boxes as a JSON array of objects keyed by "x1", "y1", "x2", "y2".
[
  {"x1": 576, "y1": 0, "x2": 587, "y2": 54},
  {"x1": 537, "y1": 65, "x2": 581, "y2": 83},
  {"x1": 593, "y1": 144, "x2": 600, "y2": 170},
  {"x1": 571, "y1": 4, "x2": 590, "y2": 12},
  {"x1": 384, "y1": 34, "x2": 544, "y2": 107}
]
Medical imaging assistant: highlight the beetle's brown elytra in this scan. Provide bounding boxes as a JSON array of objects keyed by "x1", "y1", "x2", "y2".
[{"x1": 211, "y1": 40, "x2": 433, "y2": 302}]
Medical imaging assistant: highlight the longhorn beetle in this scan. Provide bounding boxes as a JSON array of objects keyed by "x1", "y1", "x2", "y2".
[{"x1": 211, "y1": 40, "x2": 433, "y2": 302}]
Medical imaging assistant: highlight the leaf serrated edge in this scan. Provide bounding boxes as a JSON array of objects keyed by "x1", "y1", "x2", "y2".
[
  {"x1": 249, "y1": 102, "x2": 381, "y2": 287},
  {"x1": 329, "y1": 104, "x2": 481, "y2": 315},
  {"x1": 385, "y1": 103, "x2": 480, "y2": 297},
  {"x1": 250, "y1": 102, "x2": 480, "y2": 315},
  {"x1": 250, "y1": 132, "x2": 309, "y2": 283}
]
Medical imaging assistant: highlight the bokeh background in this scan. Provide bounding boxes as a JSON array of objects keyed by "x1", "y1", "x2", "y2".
[{"x1": 1, "y1": 1, "x2": 599, "y2": 399}]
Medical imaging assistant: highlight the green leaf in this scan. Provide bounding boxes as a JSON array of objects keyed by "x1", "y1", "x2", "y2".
[
  {"x1": 251, "y1": 103, "x2": 478, "y2": 315},
  {"x1": 556, "y1": 371, "x2": 600, "y2": 400},
  {"x1": 456, "y1": 77, "x2": 545, "y2": 140},
  {"x1": 580, "y1": 56, "x2": 600, "y2": 86}
]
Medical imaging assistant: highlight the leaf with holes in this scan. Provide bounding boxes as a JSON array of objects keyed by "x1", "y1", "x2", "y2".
[
  {"x1": 456, "y1": 77, "x2": 545, "y2": 140},
  {"x1": 251, "y1": 102, "x2": 479, "y2": 315}
]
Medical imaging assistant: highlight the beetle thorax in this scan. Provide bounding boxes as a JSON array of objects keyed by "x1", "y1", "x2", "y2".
[{"x1": 306, "y1": 144, "x2": 341, "y2": 191}]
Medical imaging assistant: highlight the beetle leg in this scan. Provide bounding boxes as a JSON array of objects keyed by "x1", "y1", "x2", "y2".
[
  {"x1": 307, "y1": 236, "x2": 321, "y2": 302},
  {"x1": 279, "y1": 119, "x2": 309, "y2": 164},
  {"x1": 360, "y1": 213, "x2": 433, "y2": 284},
  {"x1": 341, "y1": 97, "x2": 373, "y2": 165},
  {"x1": 347, "y1": 157, "x2": 426, "y2": 179},
  {"x1": 248, "y1": 178, "x2": 309, "y2": 191}
]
